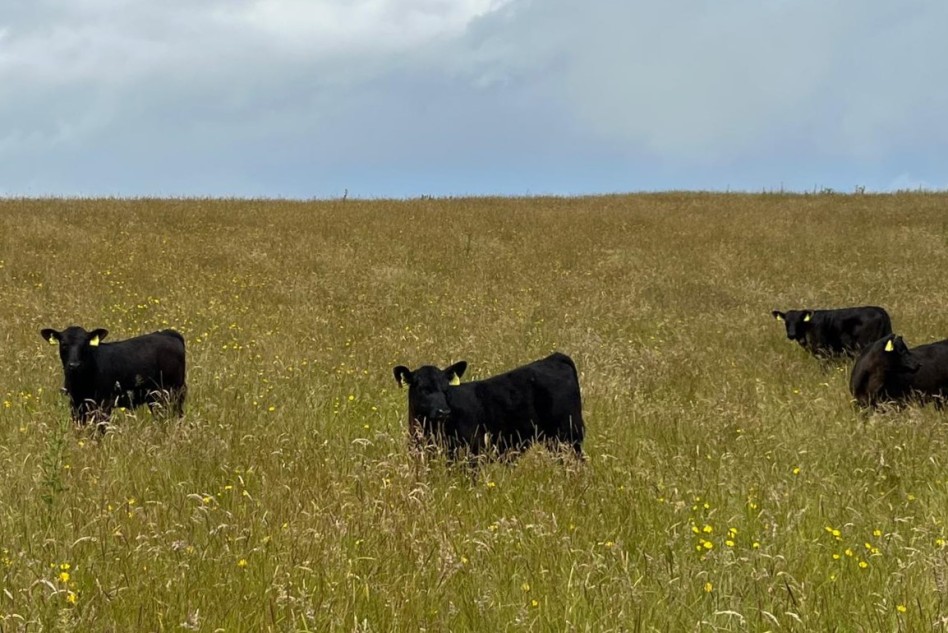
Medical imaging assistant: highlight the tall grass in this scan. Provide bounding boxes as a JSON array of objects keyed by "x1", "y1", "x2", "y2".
[{"x1": 2, "y1": 194, "x2": 948, "y2": 630}]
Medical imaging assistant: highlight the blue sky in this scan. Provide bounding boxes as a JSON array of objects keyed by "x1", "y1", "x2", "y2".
[{"x1": 2, "y1": 0, "x2": 947, "y2": 198}]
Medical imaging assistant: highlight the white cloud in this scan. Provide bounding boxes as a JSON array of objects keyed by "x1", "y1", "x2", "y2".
[
  {"x1": 221, "y1": 0, "x2": 505, "y2": 54},
  {"x1": 1, "y1": 0, "x2": 947, "y2": 195},
  {"x1": 0, "y1": 0, "x2": 507, "y2": 85},
  {"x1": 453, "y1": 0, "x2": 948, "y2": 163},
  {"x1": 0, "y1": 0, "x2": 512, "y2": 160}
]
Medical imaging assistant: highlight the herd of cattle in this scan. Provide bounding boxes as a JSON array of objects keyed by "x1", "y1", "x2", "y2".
[
  {"x1": 771, "y1": 305, "x2": 948, "y2": 407},
  {"x1": 39, "y1": 309, "x2": 948, "y2": 459}
]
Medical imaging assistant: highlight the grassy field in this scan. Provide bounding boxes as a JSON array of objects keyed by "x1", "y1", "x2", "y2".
[{"x1": 2, "y1": 193, "x2": 948, "y2": 631}]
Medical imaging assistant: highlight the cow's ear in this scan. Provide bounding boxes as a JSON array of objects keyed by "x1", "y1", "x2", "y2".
[
  {"x1": 803, "y1": 312, "x2": 812, "y2": 323},
  {"x1": 393, "y1": 365, "x2": 413, "y2": 388},
  {"x1": 89, "y1": 328, "x2": 108, "y2": 347},
  {"x1": 772, "y1": 311, "x2": 784, "y2": 322},
  {"x1": 444, "y1": 361, "x2": 467, "y2": 385},
  {"x1": 40, "y1": 329, "x2": 61, "y2": 346}
]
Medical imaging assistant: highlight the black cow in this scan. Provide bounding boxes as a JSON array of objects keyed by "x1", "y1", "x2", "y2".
[
  {"x1": 392, "y1": 352, "x2": 584, "y2": 461},
  {"x1": 771, "y1": 306, "x2": 892, "y2": 357},
  {"x1": 850, "y1": 334, "x2": 948, "y2": 408},
  {"x1": 40, "y1": 326, "x2": 187, "y2": 425}
]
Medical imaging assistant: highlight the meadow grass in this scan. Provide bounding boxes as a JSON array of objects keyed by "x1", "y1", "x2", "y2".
[{"x1": 2, "y1": 193, "x2": 948, "y2": 631}]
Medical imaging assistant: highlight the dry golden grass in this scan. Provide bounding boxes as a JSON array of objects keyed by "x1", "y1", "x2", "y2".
[{"x1": 2, "y1": 193, "x2": 948, "y2": 631}]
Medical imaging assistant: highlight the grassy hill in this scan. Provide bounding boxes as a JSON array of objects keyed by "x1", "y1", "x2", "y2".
[{"x1": 1, "y1": 193, "x2": 947, "y2": 630}]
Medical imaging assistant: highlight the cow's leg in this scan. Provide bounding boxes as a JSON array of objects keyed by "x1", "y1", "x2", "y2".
[
  {"x1": 92, "y1": 406, "x2": 111, "y2": 434},
  {"x1": 146, "y1": 386, "x2": 186, "y2": 419},
  {"x1": 173, "y1": 385, "x2": 187, "y2": 418},
  {"x1": 75, "y1": 400, "x2": 99, "y2": 428},
  {"x1": 561, "y1": 413, "x2": 586, "y2": 461},
  {"x1": 543, "y1": 435, "x2": 585, "y2": 464}
]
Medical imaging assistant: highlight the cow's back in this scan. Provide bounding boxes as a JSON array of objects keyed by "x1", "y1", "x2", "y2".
[
  {"x1": 843, "y1": 306, "x2": 892, "y2": 347},
  {"x1": 851, "y1": 337, "x2": 948, "y2": 406},
  {"x1": 453, "y1": 353, "x2": 583, "y2": 451},
  {"x1": 907, "y1": 341, "x2": 948, "y2": 396},
  {"x1": 810, "y1": 306, "x2": 892, "y2": 354},
  {"x1": 97, "y1": 331, "x2": 186, "y2": 393}
]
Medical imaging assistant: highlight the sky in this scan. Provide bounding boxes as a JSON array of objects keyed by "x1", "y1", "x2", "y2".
[{"x1": 1, "y1": 0, "x2": 947, "y2": 198}]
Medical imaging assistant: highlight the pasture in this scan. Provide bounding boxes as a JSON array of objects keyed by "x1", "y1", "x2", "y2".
[{"x1": 2, "y1": 193, "x2": 948, "y2": 631}]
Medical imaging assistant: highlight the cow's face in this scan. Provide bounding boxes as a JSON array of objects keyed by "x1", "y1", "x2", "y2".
[
  {"x1": 393, "y1": 361, "x2": 467, "y2": 426},
  {"x1": 40, "y1": 326, "x2": 109, "y2": 375},
  {"x1": 772, "y1": 310, "x2": 813, "y2": 344}
]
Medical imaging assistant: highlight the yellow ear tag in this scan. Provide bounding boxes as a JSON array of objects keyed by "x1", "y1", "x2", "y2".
[
  {"x1": 449, "y1": 374, "x2": 460, "y2": 386},
  {"x1": 48, "y1": 336, "x2": 57, "y2": 345},
  {"x1": 89, "y1": 336, "x2": 100, "y2": 347},
  {"x1": 803, "y1": 314, "x2": 812, "y2": 322},
  {"x1": 775, "y1": 314, "x2": 783, "y2": 322},
  {"x1": 885, "y1": 339, "x2": 895, "y2": 352}
]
